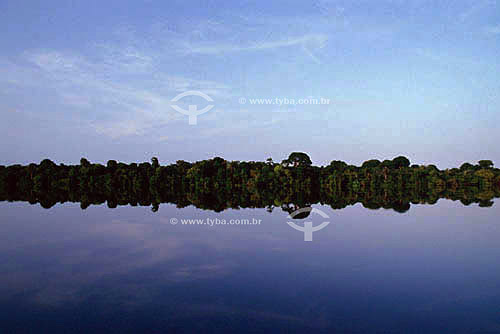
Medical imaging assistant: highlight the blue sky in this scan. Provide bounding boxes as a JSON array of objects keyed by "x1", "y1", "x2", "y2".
[{"x1": 1, "y1": 0, "x2": 499, "y2": 168}]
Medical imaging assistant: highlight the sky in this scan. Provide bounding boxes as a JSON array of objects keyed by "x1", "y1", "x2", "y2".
[{"x1": 1, "y1": 0, "x2": 499, "y2": 168}]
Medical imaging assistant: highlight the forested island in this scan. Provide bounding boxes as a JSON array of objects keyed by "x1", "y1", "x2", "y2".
[{"x1": 1, "y1": 153, "x2": 499, "y2": 213}]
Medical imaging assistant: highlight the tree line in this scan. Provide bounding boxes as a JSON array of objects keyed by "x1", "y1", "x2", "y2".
[{"x1": 0, "y1": 153, "x2": 499, "y2": 213}]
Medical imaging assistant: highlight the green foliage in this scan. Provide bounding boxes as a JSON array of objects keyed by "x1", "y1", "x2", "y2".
[
  {"x1": 328, "y1": 160, "x2": 348, "y2": 171},
  {"x1": 151, "y1": 157, "x2": 159, "y2": 169},
  {"x1": 80, "y1": 158, "x2": 90, "y2": 167},
  {"x1": 475, "y1": 169, "x2": 495, "y2": 179},
  {"x1": 392, "y1": 156, "x2": 411, "y2": 168},
  {"x1": 107, "y1": 160, "x2": 117, "y2": 170},
  {"x1": 0, "y1": 153, "x2": 499, "y2": 213},
  {"x1": 460, "y1": 162, "x2": 474, "y2": 171},
  {"x1": 40, "y1": 159, "x2": 56, "y2": 170},
  {"x1": 362, "y1": 159, "x2": 381, "y2": 168},
  {"x1": 381, "y1": 160, "x2": 395, "y2": 169},
  {"x1": 478, "y1": 160, "x2": 494, "y2": 168},
  {"x1": 282, "y1": 152, "x2": 312, "y2": 167}
]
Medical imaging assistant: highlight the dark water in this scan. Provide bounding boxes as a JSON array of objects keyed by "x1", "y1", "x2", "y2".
[{"x1": 1, "y1": 201, "x2": 500, "y2": 333}]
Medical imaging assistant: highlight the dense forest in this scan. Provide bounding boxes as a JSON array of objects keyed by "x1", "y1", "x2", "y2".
[{"x1": 1, "y1": 153, "x2": 499, "y2": 213}]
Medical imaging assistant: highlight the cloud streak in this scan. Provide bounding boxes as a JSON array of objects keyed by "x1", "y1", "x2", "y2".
[
  {"x1": 183, "y1": 34, "x2": 328, "y2": 55},
  {"x1": 5, "y1": 49, "x2": 232, "y2": 138},
  {"x1": 485, "y1": 25, "x2": 500, "y2": 34}
]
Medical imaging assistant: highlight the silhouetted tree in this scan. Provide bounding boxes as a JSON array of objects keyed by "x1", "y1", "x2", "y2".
[
  {"x1": 479, "y1": 160, "x2": 494, "y2": 169},
  {"x1": 393, "y1": 156, "x2": 411, "y2": 169},
  {"x1": 282, "y1": 152, "x2": 312, "y2": 167}
]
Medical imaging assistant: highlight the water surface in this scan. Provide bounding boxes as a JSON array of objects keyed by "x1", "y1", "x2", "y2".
[{"x1": 1, "y1": 201, "x2": 500, "y2": 333}]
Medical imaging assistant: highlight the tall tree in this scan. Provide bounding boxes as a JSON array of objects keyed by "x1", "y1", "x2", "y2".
[
  {"x1": 478, "y1": 160, "x2": 494, "y2": 168},
  {"x1": 151, "y1": 157, "x2": 159, "y2": 169},
  {"x1": 392, "y1": 156, "x2": 410, "y2": 169},
  {"x1": 282, "y1": 152, "x2": 312, "y2": 167}
]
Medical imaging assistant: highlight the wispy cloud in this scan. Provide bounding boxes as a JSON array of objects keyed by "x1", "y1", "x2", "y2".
[
  {"x1": 183, "y1": 34, "x2": 328, "y2": 55},
  {"x1": 485, "y1": 25, "x2": 500, "y2": 34},
  {"x1": 9, "y1": 49, "x2": 231, "y2": 138},
  {"x1": 414, "y1": 48, "x2": 487, "y2": 67},
  {"x1": 458, "y1": 1, "x2": 497, "y2": 22},
  {"x1": 196, "y1": 117, "x2": 283, "y2": 139},
  {"x1": 91, "y1": 120, "x2": 149, "y2": 138}
]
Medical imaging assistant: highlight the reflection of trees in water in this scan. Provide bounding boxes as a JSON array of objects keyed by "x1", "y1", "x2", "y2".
[
  {"x1": 361, "y1": 200, "x2": 411, "y2": 213},
  {"x1": 0, "y1": 184, "x2": 495, "y2": 214},
  {"x1": 281, "y1": 204, "x2": 312, "y2": 219},
  {"x1": 1, "y1": 154, "x2": 499, "y2": 213}
]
